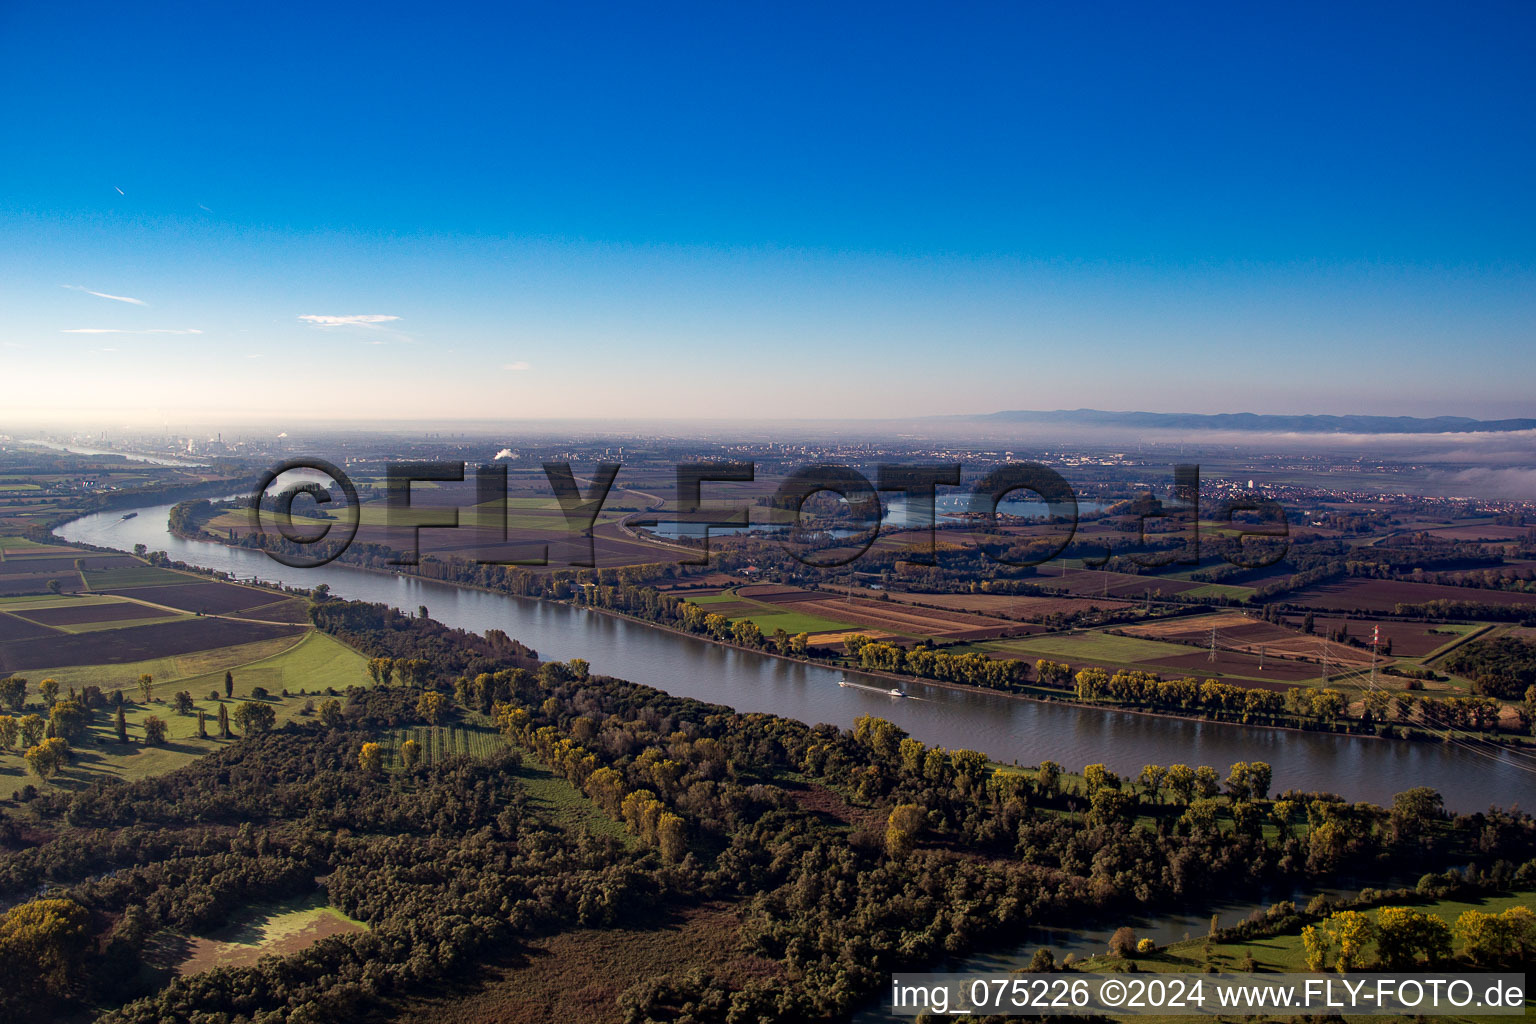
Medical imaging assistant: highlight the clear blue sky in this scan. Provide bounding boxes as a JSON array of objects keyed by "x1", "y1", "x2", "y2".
[{"x1": 2, "y1": 1, "x2": 1533, "y2": 424}]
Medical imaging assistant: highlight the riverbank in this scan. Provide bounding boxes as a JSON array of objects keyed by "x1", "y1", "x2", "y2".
[
  {"x1": 54, "y1": 500, "x2": 1535, "y2": 809},
  {"x1": 146, "y1": 518, "x2": 1536, "y2": 756}
]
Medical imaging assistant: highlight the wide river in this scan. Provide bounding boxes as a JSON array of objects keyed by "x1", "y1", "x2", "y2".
[{"x1": 58, "y1": 502, "x2": 1536, "y2": 811}]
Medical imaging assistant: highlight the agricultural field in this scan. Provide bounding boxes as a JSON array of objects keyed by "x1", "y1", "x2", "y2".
[
  {"x1": 209, "y1": 484, "x2": 674, "y2": 571},
  {"x1": 229, "y1": 595, "x2": 315, "y2": 623},
  {"x1": 0, "y1": 630, "x2": 373, "y2": 798},
  {"x1": 1286, "y1": 577, "x2": 1536, "y2": 612},
  {"x1": 0, "y1": 616, "x2": 304, "y2": 672},
  {"x1": 1032, "y1": 568, "x2": 1211, "y2": 601},
  {"x1": 0, "y1": 612, "x2": 58, "y2": 642},
  {"x1": 736, "y1": 584, "x2": 1027, "y2": 640},
  {"x1": 1122, "y1": 611, "x2": 1371, "y2": 668},
  {"x1": 0, "y1": 544, "x2": 322, "y2": 671},
  {"x1": 82, "y1": 564, "x2": 198, "y2": 589},
  {"x1": 99, "y1": 580, "x2": 295, "y2": 615},
  {"x1": 0, "y1": 571, "x2": 84, "y2": 596},
  {"x1": 982, "y1": 627, "x2": 1319, "y2": 685},
  {"x1": 1280, "y1": 613, "x2": 1489, "y2": 659},
  {"x1": 15, "y1": 598, "x2": 189, "y2": 628},
  {"x1": 820, "y1": 585, "x2": 1132, "y2": 621},
  {"x1": 730, "y1": 608, "x2": 862, "y2": 635},
  {"x1": 381, "y1": 722, "x2": 509, "y2": 766}
]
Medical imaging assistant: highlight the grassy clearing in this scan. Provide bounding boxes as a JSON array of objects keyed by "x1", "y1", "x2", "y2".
[
  {"x1": 507, "y1": 740, "x2": 631, "y2": 844},
  {"x1": 149, "y1": 893, "x2": 367, "y2": 978},
  {"x1": 0, "y1": 631, "x2": 372, "y2": 797},
  {"x1": 0, "y1": 536, "x2": 47, "y2": 550}
]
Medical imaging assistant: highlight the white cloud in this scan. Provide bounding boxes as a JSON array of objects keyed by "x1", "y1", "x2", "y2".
[
  {"x1": 64, "y1": 285, "x2": 146, "y2": 306},
  {"x1": 61, "y1": 328, "x2": 203, "y2": 335},
  {"x1": 298, "y1": 314, "x2": 401, "y2": 327},
  {"x1": 502, "y1": 361, "x2": 531, "y2": 371}
]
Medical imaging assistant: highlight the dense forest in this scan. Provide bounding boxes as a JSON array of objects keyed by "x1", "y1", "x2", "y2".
[
  {"x1": 3, "y1": 601, "x2": 1532, "y2": 1023},
  {"x1": 1443, "y1": 636, "x2": 1536, "y2": 700}
]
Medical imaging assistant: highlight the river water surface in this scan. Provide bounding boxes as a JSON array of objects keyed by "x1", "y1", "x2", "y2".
[{"x1": 56, "y1": 503, "x2": 1536, "y2": 811}]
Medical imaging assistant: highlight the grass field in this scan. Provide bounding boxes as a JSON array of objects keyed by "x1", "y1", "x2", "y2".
[
  {"x1": 0, "y1": 631, "x2": 373, "y2": 797},
  {"x1": 509, "y1": 740, "x2": 630, "y2": 843},
  {"x1": 694, "y1": 587, "x2": 862, "y2": 636},
  {"x1": 146, "y1": 893, "x2": 367, "y2": 978},
  {"x1": 0, "y1": 536, "x2": 48, "y2": 550},
  {"x1": 730, "y1": 609, "x2": 861, "y2": 635},
  {"x1": 1182, "y1": 582, "x2": 1256, "y2": 600},
  {"x1": 990, "y1": 631, "x2": 1194, "y2": 666}
]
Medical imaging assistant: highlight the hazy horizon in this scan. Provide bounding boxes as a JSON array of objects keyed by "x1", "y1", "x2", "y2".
[{"x1": 4, "y1": 3, "x2": 1535, "y2": 423}]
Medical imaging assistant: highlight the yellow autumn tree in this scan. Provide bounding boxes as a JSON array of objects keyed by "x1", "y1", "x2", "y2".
[
  {"x1": 0, "y1": 898, "x2": 90, "y2": 998},
  {"x1": 415, "y1": 691, "x2": 447, "y2": 725},
  {"x1": 358, "y1": 741, "x2": 383, "y2": 773},
  {"x1": 885, "y1": 803, "x2": 926, "y2": 857}
]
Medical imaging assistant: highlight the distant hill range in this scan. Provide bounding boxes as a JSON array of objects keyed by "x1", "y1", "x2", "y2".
[{"x1": 973, "y1": 409, "x2": 1536, "y2": 434}]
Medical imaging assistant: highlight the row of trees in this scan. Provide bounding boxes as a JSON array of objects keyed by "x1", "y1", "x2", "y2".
[
  {"x1": 847, "y1": 636, "x2": 1027, "y2": 690},
  {"x1": 1303, "y1": 904, "x2": 1534, "y2": 970}
]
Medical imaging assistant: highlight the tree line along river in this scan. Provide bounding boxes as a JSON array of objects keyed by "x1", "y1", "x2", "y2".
[{"x1": 56, "y1": 501, "x2": 1536, "y2": 813}]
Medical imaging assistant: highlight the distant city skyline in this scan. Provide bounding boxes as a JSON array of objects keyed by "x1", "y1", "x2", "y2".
[{"x1": 3, "y1": 2, "x2": 1534, "y2": 424}]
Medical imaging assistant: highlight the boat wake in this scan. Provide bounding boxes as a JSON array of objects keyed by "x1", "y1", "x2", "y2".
[{"x1": 836, "y1": 677, "x2": 926, "y2": 701}]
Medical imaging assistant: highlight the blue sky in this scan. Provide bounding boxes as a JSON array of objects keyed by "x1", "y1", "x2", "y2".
[{"x1": 2, "y1": 2, "x2": 1533, "y2": 424}]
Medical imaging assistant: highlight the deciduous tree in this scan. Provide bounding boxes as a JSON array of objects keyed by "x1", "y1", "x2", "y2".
[
  {"x1": 233, "y1": 701, "x2": 276, "y2": 734},
  {"x1": 0, "y1": 676, "x2": 25, "y2": 711},
  {"x1": 358, "y1": 741, "x2": 383, "y2": 772},
  {"x1": 416, "y1": 691, "x2": 447, "y2": 725},
  {"x1": 24, "y1": 737, "x2": 70, "y2": 781},
  {"x1": 885, "y1": 802, "x2": 926, "y2": 857}
]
